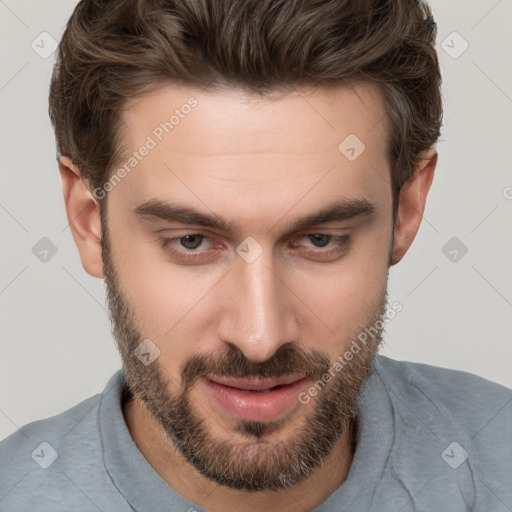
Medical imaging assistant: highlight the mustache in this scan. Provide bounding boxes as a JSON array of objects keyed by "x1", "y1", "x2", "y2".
[{"x1": 179, "y1": 343, "x2": 332, "y2": 390}]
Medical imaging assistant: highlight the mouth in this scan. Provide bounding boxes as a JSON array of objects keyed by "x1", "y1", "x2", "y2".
[
  {"x1": 208, "y1": 375, "x2": 306, "y2": 391},
  {"x1": 201, "y1": 375, "x2": 310, "y2": 422}
]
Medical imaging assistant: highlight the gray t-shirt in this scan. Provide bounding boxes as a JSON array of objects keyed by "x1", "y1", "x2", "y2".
[{"x1": 1, "y1": 355, "x2": 511, "y2": 511}]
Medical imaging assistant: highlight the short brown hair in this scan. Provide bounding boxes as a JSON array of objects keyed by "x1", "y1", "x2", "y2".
[{"x1": 49, "y1": 0, "x2": 442, "y2": 217}]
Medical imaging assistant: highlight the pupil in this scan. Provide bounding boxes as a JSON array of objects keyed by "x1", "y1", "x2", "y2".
[
  {"x1": 181, "y1": 234, "x2": 203, "y2": 250},
  {"x1": 310, "y1": 234, "x2": 330, "y2": 247}
]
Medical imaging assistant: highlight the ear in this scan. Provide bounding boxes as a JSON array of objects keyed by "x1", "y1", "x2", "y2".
[
  {"x1": 59, "y1": 156, "x2": 104, "y2": 278},
  {"x1": 390, "y1": 149, "x2": 438, "y2": 266}
]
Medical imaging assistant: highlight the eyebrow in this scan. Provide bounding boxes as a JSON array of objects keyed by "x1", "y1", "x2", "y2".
[{"x1": 133, "y1": 197, "x2": 376, "y2": 234}]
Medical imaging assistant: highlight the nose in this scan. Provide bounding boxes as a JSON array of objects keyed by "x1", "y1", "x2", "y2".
[{"x1": 217, "y1": 246, "x2": 298, "y2": 363}]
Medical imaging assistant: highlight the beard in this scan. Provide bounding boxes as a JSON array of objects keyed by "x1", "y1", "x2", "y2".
[{"x1": 101, "y1": 210, "x2": 388, "y2": 492}]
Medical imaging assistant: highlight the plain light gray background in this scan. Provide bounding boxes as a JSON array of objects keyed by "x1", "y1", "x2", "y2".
[{"x1": 1, "y1": 0, "x2": 511, "y2": 441}]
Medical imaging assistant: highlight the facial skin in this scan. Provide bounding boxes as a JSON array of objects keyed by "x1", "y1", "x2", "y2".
[{"x1": 59, "y1": 82, "x2": 437, "y2": 512}]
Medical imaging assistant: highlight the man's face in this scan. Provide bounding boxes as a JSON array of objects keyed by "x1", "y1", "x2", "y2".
[{"x1": 102, "y1": 83, "x2": 393, "y2": 491}]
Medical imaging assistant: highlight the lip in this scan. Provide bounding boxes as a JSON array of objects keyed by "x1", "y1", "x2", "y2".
[
  {"x1": 208, "y1": 374, "x2": 306, "y2": 391},
  {"x1": 201, "y1": 375, "x2": 310, "y2": 422}
]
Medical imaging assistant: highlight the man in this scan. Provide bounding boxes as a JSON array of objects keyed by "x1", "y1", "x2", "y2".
[{"x1": 1, "y1": 0, "x2": 511, "y2": 510}]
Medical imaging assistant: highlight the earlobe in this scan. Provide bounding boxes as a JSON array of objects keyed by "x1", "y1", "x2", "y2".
[
  {"x1": 59, "y1": 157, "x2": 105, "y2": 278},
  {"x1": 390, "y1": 149, "x2": 438, "y2": 266}
]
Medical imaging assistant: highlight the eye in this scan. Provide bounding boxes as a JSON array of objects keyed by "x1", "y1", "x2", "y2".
[
  {"x1": 160, "y1": 233, "x2": 209, "y2": 258},
  {"x1": 158, "y1": 232, "x2": 351, "y2": 263},
  {"x1": 174, "y1": 234, "x2": 208, "y2": 251},
  {"x1": 304, "y1": 234, "x2": 335, "y2": 248},
  {"x1": 291, "y1": 233, "x2": 351, "y2": 260}
]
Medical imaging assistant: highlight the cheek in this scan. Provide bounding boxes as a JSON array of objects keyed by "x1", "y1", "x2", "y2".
[
  {"x1": 296, "y1": 268, "x2": 385, "y2": 346},
  {"x1": 291, "y1": 232, "x2": 390, "y2": 352},
  {"x1": 110, "y1": 228, "x2": 224, "y2": 366}
]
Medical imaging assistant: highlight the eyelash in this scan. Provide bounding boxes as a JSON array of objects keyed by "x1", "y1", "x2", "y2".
[{"x1": 158, "y1": 233, "x2": 351, "y2": 261}]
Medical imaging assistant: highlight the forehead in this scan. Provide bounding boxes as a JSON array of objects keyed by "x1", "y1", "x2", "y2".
[
  {"x1": 119, "y1": 82, "x2": 388, "y2": 159},
  {"x1": 109, "y1": 82, "x2": 390, "y2": 227}
]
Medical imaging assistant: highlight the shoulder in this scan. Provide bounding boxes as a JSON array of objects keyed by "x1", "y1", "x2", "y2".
[
  {"x1": 373, "y1": 354, "x2": 512, "y2": 417},
  {"x1": 372, "y1": 355, "x2": 512, "y2": 465},
  {"x1": 0, "y1": 372, "x2": 129, "y2": 511},
  {"x1": 0, "y1": 391, "x2": 102, "y2": 462},
  {"x1": 354, "y1": 357, "x2": 512, "y2": 509}
]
